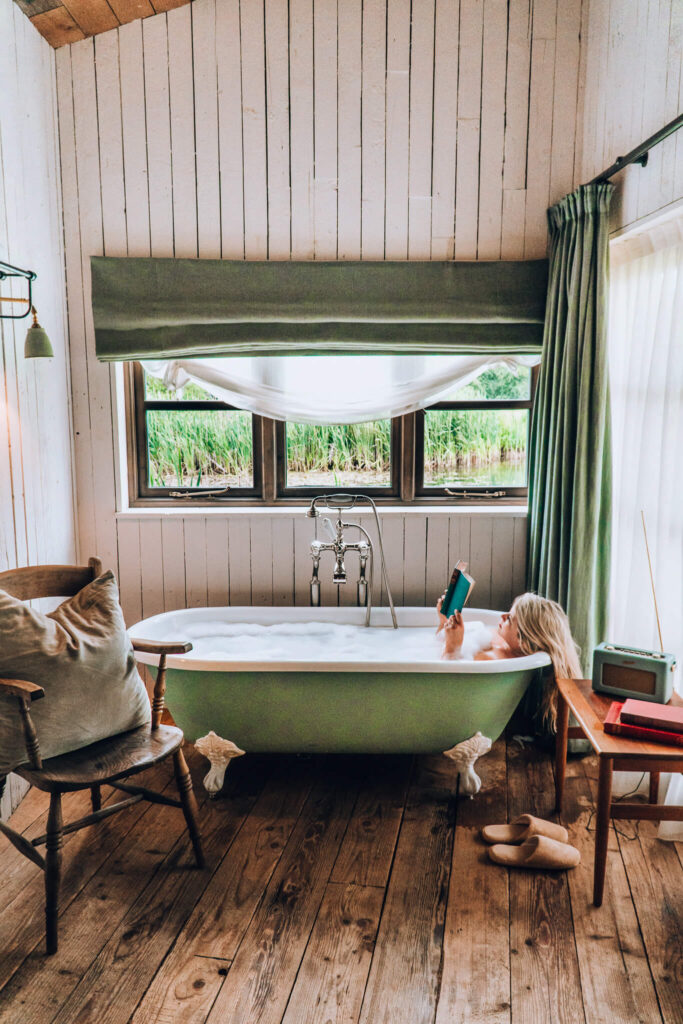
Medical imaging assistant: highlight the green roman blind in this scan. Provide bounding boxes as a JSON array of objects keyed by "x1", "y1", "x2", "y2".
[{"x1": 91, "y1": 257, "x2": 548, "y2": 361}]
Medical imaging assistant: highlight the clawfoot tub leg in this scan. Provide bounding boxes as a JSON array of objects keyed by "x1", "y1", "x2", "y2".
[
  {"x1": 194, "y1": 731, "x2": 245, "y2": 798},
  {"x1": 443, "y1": 731, "x2": 492, "y2": 798}
]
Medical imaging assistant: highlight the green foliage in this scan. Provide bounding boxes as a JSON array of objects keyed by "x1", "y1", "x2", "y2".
[
  {"x1": 460, "y1": 364, "x2": 530, "y2": 400},
  {"x1": 423, "y1": 409, "x2": 528, "y2": 485},
  {"x1": 147, "y1": 410, "x2": 254, "y2": 487},
  {"x1": 286, "y1": 422, "x2": 391, "y2": 475},
  {"x1": 143, "y1": 363, "x2": 530, "y2": 487}
]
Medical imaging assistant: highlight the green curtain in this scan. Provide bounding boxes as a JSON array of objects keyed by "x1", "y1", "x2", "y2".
[
  {"x1": 91, "y1": 257, "x2": 548, "y2": 361},
  {"x1": 527, "y1": 183, "x2": 614, "y2": 672}
]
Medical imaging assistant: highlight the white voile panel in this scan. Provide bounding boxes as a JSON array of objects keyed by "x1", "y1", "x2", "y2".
[
  {"x1": 608, "y1": 219, "x2": 683, "y2": 840},
  {"x1": 143, "y1": 354, "x2": 536, "y2": 424}
]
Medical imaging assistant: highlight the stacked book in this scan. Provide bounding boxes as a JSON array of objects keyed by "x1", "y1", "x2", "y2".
[{"x1": 604, "y1": 698, "x2": 683, "y2": 747}]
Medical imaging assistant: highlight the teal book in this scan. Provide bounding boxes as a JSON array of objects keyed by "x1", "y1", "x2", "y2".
[{"x1": 441, "y1": 561, "x2": 475, "y2": 618}]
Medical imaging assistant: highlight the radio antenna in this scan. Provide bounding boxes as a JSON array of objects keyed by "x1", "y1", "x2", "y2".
[{"x1": 641, "y1": 510, "x2": 664, "y2": 652}]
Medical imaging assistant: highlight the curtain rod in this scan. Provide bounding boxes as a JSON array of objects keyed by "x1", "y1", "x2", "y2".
[{"x1": 587, "y1": 113, "x2": 683, "y2": 184}]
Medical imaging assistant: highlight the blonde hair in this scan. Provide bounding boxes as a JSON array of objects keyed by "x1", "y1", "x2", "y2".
[{"x1": 509, "y1": 593, "x2": 581, "y2": 731}]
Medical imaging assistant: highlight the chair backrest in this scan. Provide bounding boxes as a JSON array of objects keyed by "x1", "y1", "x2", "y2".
[{"x1": 0, "y1": 557, "x2": 103, "y2": 601}]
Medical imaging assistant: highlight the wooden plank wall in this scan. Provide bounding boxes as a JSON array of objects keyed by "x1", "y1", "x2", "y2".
[
  {"x1": 578, "y1": 0, "x2": 683, "y2": 233},
  {"x1": 0, "y1": 0, "x2": 78, "y2": 819},
  {"x1": 53, "y1": 0, "x2": 585, "y2": 626},
  {"x1": 115, "y1": 510, "x2": 528, "y2": 628}
]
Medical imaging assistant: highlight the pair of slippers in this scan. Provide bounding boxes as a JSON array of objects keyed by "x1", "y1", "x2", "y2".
[{"x1": 481, "y1": 814, "x2": 580, "y2": 870}]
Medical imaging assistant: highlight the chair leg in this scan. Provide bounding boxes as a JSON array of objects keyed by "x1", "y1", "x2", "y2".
[
  {"x1": 173, "y1": 748, "x2": 205, "y2": 869},
  {"x1": 90, "y1": 784, "x2": 101, "y2": 812},
  {"x1": 45, "y1": 791, "x2": 63, "y2": 955}
]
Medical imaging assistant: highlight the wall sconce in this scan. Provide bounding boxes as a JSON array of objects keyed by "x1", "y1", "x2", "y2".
[{"x1": 0, "y1": 259, "x2": 53, "y2": 358}]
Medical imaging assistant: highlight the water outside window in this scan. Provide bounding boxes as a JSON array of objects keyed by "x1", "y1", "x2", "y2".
[
  {"x1": 423, "y1": 364, "x2": 530, "y2": 488},
  {"x1": 423, "y1": 409, "x2": 528, "y2": 486}
]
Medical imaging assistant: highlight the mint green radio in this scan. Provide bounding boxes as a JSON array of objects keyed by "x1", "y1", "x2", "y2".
[{"x1": 592, "y1": 643, "x2": 677, "y2": 704}]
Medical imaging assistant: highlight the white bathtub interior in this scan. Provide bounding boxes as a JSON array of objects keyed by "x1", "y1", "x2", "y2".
[{"x1": 130, "y1": 606, "x2": 551, "y2": 674}]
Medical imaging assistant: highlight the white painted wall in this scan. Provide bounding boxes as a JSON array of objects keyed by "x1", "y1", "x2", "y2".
[
  {"x1": 116, "y1": 508, "x2": 528, "y2": 626},
  {"x1": 578, "y1": 0, "x2": 683, "y2": 232},
  {"x1": 0, "y1": 0, "x2": 78, "y2": 818},
  {"x1": 55, "y1": 0, "x2": 588, "y2": 626}
]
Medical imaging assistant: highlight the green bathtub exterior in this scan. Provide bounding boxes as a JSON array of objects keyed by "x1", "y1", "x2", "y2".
[{"x1": 160, "y1": 664, "x2": 539, "y2": 753}]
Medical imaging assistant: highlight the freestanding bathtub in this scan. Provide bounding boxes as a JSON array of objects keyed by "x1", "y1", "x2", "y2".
[{"x1": 129, "y1": 606, "x2": 550, "y2": 793}]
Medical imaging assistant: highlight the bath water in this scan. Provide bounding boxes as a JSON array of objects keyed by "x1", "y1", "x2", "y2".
[{"x1": 174, "y1": 619, "x2": 495, "y2": 664}]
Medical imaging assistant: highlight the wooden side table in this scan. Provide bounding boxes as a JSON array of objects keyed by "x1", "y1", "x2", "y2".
[{"x1": 554, "y1": 678, "x2": 683, "y2": 907}]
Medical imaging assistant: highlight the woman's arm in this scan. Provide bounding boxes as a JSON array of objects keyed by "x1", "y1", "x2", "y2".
[{"x1": 441, "y1": 611, "x2": 465, "y2": 659}]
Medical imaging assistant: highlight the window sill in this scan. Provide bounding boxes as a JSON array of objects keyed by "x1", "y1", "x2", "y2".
[{"x1": 116, "y1": 504, "x2": 528, "y2": 519}]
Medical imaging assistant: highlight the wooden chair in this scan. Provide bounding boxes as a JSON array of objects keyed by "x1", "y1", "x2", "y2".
[{"x1": 0, "y1": 557, "x2": 204, "y2": 955}]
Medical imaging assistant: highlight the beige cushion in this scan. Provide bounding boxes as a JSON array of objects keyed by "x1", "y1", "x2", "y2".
[{"x1": 0, "y1": 571, "x2": 150, "y2": 775}]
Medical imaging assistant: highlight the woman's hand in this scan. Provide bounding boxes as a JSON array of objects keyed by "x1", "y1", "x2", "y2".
[
  {"x1": 442, "y1": 611, "x2": 465, "y2": 658},
  {"x1": 436, "y1": 593, "x2": 448, "y2": 633}
]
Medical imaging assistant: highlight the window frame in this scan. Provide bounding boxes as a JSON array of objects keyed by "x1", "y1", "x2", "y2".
[
  {"x1": 415, "y1": 363, "x2": 538, "y2": 499},
  {"x1": 130, "y1": 362, "x2": 264, "y2": 501},
  {"x1": 126, "y1": 361, "x2": 536, "y2": 507}
]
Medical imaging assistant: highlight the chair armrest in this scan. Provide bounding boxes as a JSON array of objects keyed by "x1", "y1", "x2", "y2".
[
  {"x1": 131, "y1": 639, "x2": 192, "y2": 730},
  {"x1": 0, "y1": 677, "x2": 45, "y2": 701},
  {"x1": 131, "y1": 639, "x2": 193, "y2": 656},
  {"x1": 0, "y1": 679, "x2": 44, "y2": 770}
]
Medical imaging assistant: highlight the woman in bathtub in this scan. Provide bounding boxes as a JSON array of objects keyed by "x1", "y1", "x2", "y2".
[{"x1": 436, "y1": 592, "x2": 581, "y2": 729}]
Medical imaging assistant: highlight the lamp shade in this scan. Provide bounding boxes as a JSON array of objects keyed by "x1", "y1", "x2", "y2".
[{"x1": 24, "y1": 308, "x2": 53, "y2": 358}]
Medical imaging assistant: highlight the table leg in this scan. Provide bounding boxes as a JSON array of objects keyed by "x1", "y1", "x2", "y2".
[
  {"x1": 649, "y1": 772, "x2": 660, "y2": 804},
  {"x1": 594, "y1": 757, "x2": 613, "y2": 907},
  {"x1": 555, "y1": 691, "x2": 570, "y2": 813}
]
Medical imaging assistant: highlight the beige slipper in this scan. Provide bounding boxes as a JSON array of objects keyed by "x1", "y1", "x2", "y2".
[
  {"x1": 481, "y1": 813, "x2": 568, "y2": 846},
  {"x1": 488, "y1": 835, "x2": 580, "y2": 870}
]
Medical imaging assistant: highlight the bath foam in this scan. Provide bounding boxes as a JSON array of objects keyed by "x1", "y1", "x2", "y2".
[{"x1": 174, "y1": 619, "x2": 495, "y2": 663}]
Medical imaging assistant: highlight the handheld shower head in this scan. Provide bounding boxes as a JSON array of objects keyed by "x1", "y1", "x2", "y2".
[
  {"x1": 326, "y1": 494, "x2": 357, "y2": 510},
  {"x1": 306, "y1": 494, "x2": 356, "y2": 518}
]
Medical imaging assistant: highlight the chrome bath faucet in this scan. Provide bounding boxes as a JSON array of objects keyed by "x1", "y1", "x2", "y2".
[{"x1": 306, "y1": 494, "x2": 398, "y2": 628}]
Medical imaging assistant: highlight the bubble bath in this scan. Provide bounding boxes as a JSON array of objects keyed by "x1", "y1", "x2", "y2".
[{"x1": 176, "y1": 618, "x2": 495, "y2": 665}]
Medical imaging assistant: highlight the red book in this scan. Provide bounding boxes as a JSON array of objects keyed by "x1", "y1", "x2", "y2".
[
  {"x1": 620, "y1": 698, "x2": 683, "y2": 735},
  {"x1": 604, "y1": 702, "x2": 683, "y2": 747}
]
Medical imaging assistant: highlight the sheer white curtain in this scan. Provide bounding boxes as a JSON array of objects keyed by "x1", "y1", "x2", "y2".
[
  {"x1": 608, "y1": 207, "x2": 683, "y2": 839},
  {"x1": 142, "y1": 353, "x2": 537, "y2": 423}
]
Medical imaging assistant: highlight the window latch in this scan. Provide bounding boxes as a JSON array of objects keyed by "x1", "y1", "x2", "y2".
[
  {"x1": 444, "y1": 488, "x2": 507, "y2": 498},
  {"x1": 168, "y1": 486, "x2": 232, "y2": 499}
]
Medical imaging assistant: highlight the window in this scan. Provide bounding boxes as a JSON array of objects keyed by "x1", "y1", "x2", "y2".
[
  {"x1": 128, "y1": 361, "x2": 536, "y2": 505},
  {"x1": 275, "y1": 419, "x2": 400, "y2": 496},
  {"x1": 131, "y1": 363, "x2": 262, "y2": 498},
  {"x1": 416, "y1": 363, "x2": 536, "y2": 498}
]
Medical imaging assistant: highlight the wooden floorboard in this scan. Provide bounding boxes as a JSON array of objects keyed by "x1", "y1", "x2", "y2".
[
  {"x1": 0, "y1": 741, "x2": 678, "y2": 1024},
  {"x1": 358, "y1": 755, "x2": 457, "y2": 1024},
  {"x1": 506, "y1": 737, "x2": 587, "y2": 1024},
  {"x1": 560, "y1": 754, "x2": 663, "y2": 1024},
  {"x1": 615, "y1": 811, "x2": 683, "y2": 1023},
  {"x1": 435, "y1": 737, "x2": 511, "y2": 1024}
]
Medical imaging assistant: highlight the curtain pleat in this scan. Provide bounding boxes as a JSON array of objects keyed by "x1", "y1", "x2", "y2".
[{"x1": 527, "y1": 184, "x2": 614, "y2": 670}]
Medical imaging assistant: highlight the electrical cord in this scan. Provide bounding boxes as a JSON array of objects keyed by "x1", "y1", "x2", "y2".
[{"x1": 585, "y1": 772, "x2": 646, "y2": 841}]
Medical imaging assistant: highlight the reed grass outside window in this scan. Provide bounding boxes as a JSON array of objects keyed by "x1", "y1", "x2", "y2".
[
  {"x1": 416, "y1": 364, "x2": 537, "y2": 498},
  {"x1": 129, "y1": 362, "x2": 536, "y2": 506}
]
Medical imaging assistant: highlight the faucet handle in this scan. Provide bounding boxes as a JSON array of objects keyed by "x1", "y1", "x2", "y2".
[{"x1": 321, "y1": 517, "x2": 337, "y2": 542}]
